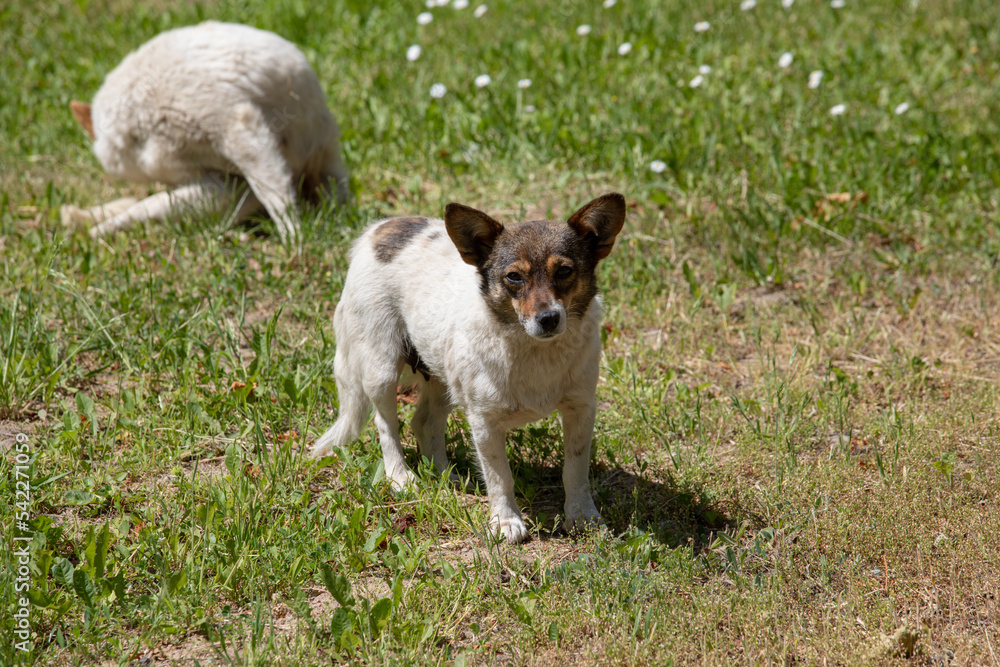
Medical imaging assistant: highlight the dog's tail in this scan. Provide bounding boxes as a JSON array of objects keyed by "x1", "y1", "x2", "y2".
[{"x1": 310, "y1": 382, "x2": 369, "y2": 459}]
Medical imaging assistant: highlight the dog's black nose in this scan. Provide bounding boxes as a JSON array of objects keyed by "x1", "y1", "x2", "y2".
[{"x1": 537, "y1": 310, "x2": 561, "y2": 333}]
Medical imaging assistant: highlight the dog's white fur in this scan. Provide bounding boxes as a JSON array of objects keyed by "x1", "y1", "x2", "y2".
[
  {"x1": 74, "y1": 21, "x2": 348, "y2": 243},
  {"x1": 312, "y1": 214, "x2": 615, "y2": 544}
]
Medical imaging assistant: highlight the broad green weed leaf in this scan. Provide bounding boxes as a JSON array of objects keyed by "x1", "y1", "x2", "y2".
[
  {"x1": 369, "y1": 598, "x2": 393, "y2": 635},
  {"x1": 52, "y1": 558, "x2": 74, "y2": 587},
  {"x1": 75, "y1": 392, "x2": 94, "y2": 419},
  {"x1": 73, "y1": 569, "x2": 95, "y2": 607},
  {"x1": 163, "y1": 569, "x2": 187, "y2": 597},
  {"x1": 330, "y1": 607, "x2": 352, "y2": 640},
  {"x1": 321, "y1": 565, "x2": 355, "y2": 608},
  {"x1": 94, "y1": 523, "x2": 110, "y2": 580},
  {"x1": 64, "y1": 489, "x2": 96, "y2": 505}
]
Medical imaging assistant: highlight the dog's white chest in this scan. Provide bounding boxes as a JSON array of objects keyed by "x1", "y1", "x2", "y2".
[{"x1": 449, "y1": 320, "x2": 601, "y2": 427}]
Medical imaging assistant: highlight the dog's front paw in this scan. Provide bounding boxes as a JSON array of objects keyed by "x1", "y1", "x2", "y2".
[
  {"x1": 490, "y1": 512, "x2": 530, "y2": 544},
  {"x1": 564, "y1": 499, "x2": 604, "y2": 534},
  {"x1": 387, "y1": 467, "x2": 417, "y2": 492},
  {"x1": 309, "y1": 441, "x2": 332, "y2": 460}
]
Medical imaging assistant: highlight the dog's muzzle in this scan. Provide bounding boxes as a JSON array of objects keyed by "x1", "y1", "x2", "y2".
[
  {"x1": 524, "y1": 306, "x2": 567, "y2": 339},
  {"x1": 537, "y1": 310, "x2": 561, "y2": 333}
]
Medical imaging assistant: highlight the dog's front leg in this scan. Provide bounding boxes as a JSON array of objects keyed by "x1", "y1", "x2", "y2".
[
  {"x1": 560, "y1": 402, "x2": 603, "y2": 532},
  {"x1": 89, "y1": 187, "x2": 203, "y2": 238},
  {"x1": 88, "y1": 178, "x2": 261, "y2": 239},
  {"x1": 469, "y1": 415, "x2": 529, "y2": 544}
]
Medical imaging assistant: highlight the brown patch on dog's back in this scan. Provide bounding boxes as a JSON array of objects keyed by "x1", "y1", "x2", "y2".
[{"x1": 372, "y1": 217, "x2": 429, "y2": 262}]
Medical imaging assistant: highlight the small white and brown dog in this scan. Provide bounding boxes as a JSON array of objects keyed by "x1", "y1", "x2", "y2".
[
  {"x1": 311, "y1": 193, "x2": 626, "y2": 544},
  {"x1": 68, "y1": 21, "x2": 349, "y2": 243}
]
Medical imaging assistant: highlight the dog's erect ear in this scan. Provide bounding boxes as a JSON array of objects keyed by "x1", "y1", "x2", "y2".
[
  {"x1": 70, "y1": 101, "x2": 95, "y2": 140},
  {"x1": 567, "y1": 192, "x2": 627, "y2": 260},
  {"x1": 445, "y1": 203, "x2": 505, "y2": 267}
]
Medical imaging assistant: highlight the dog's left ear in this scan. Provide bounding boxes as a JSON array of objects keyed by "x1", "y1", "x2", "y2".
[
  {"x1": 445, "y1": 203, "x2": 505, "y2": 267},
  {"x1": 567, "y1": 192, "x2": 626, "y2": 260},
  {"x1": 70, "y1": 101, "x2": 95, "y2": 140}
]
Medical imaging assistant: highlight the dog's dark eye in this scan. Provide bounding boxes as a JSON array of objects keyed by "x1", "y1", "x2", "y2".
[
  {"x1": 505, "y1": 272, "x2": 524, "y2": 284},
  {"x1": 555, "y1": 266, "x2": 574, "y2": 280}
]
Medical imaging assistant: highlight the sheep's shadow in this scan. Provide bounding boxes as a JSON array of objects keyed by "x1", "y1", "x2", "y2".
[{"x1": 405, "y1": 416, "x2": 730, "y2": 548}]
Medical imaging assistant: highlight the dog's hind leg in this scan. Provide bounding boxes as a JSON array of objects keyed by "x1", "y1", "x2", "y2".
[
  {"x1": 368, "y1": 374, "x2": 416, "y2": 491},
  {"x1": 219, "y1": 103, "x2": 300, "y2": 244},
  {"x1": 411, "y1": 378, "x2": 453, "y2": 476}
]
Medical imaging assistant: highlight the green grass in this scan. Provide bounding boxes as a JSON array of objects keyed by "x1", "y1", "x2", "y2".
[{"x1": 2, "y1": 0, "x2": 1000, "y2": 664}]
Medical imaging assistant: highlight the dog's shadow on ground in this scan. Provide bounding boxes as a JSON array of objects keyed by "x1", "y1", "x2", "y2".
[
  {"x1": 416, "y1": 420, "x2": 731, "y2": 548},
  {"x1": 513, "y1": 461, "x2": 729, "y2": 548}
]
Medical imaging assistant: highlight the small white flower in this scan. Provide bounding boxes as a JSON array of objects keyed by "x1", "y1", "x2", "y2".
[
  {"x1": 453, "y1": 0, "x2": 469, "y2": 7},
  {"x1": 650, "y1": 160, "x2": 667, "y2": 173},
  {"x1": 782, "y1": 0, "x2": 794, "y2": 7},
  {"x1": 689, "y1": 74, "x2": 704, "y2": 88},
  {"x1": 524, "y1": 104, "x2": 536, "y2": 113},
  {"x1": 740, "y1": 0, "x2": 756, "y2": 11},
  {"x1": 406, "y1": 45, "x2": 422, "y2": 62},
  {"x1": 830, "y1": 0, "x2": 845, "y2": 7},
  {"x1": 778, "y1": 52, "x2": 793, "y2": 68},
  {"x1": 417, "y1": 12, "x2": 433, "y2": 25},
  {"x1": 698, "y1": 65, "x2": 712, "y2": 75},
  {"x1": 577, "y1": 24, "x2": 592, "y2": 36},
  {"x1": 829, "y1": 103, "x2": 846, "y2": 116},
  {"x1": 517, "y1": 78, "x2": 532, "y2": 89},
  {"x1": 617, "y1": 42, "x2": 632, "y2": 56},
  {"x1": 603, "y1": 0, "x2": 617, "y2": 6},
  {"x1": 474, "y1": 74, "x2": 492, "y2": 88},
  {"x1": 894, "y1": 102, "x2": 910, "y2": 115},
  {"x1": 473, "y1": 4, "x2": 488, "y2": 18},
  {"x1": 430, "y1": 83, "x2": 447, "y2": 98},
  {"x1": 694, "y1": 21, "x2": 711, "y2": 33},
  {"x1": 808, "y1": 70, "x2": 824, "y2": 89}
]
